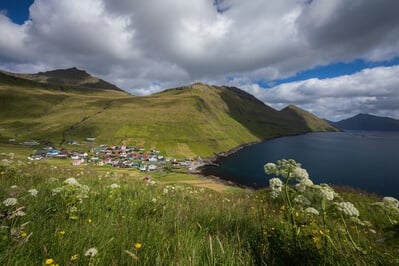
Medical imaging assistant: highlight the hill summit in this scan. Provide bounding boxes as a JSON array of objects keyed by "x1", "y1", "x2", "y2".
[{"x1": 1, "y1": 67, "x2": 124, "y2": 92}]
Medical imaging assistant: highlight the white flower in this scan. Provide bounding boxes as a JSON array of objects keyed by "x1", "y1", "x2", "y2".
[
  {"x1": 28, "y1": 189, "x2": 38, "y2": 197},
  {"x1": 292, "y1": 167, "x2": 309, "y2": 182},
  {"x1": 15, "y1": 210, "x2": 26, "y2": 216},
  {"x1": 305, "y1": 207, "x2": 320, "y2": 215},
  {"x1": 85, "y1": 247, "x2": 98, "y2": 257},
  {"x1": 269, "y1": 178, "x2": 283, "y2": 191},
  {"x1": 10, "y1": 185, "x2": 18, "y2": 189},
  {"x1": 52, "y1": 187, "x2": 62, "y2": 195},
  {"x1": 64, "y1": 177, "x2": 80, "y2": 186},
  {"x1": 3, "y1": 197, "x2": 18, "y2": 207},
  {"x1": 337, "y1": 202, "x2": 360, "y2": 217},
  {"x1": 294, "y1": 195, "x2": 311, "y2": 206},
  {"x1": 295, "y1": 178, "x2": 314, "y2": 192},
  {"x1": 369, "y1": 229, "x2": 376, "y2": 234},
  {"x1": 383, "y1": 197, "x2": 399, "y2": 209},
  {"x1": 270, "y1": 190, "x2": 280, "y2": 199},
  {"x1": 264, "y1": 163, "x2": 277, "y2": 174},
  {"x1": 163, "y1": 188, "x2": 168, "y2": 194},
  {"x1": 313, "y1": 184, "x2": 335, "y2": 201},
  {"x1": 151, "y1": 198, "x2": 157, "y2": 203},
  {"x1": 109, "y1": 183, "x2": 120, "y2": 189}
]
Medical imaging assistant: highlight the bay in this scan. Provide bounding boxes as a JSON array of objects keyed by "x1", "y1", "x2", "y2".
[{"x1": 202, "y1": 131, "x2": 399, "y2": 198}]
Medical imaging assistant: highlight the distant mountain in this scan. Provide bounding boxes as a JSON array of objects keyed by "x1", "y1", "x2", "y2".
[
  {"x1": 330, "y1": 113, "x2": 399, "y2": 131},
  {"x1": 0, "y1": 67, "x2": 125, "y2": 92},
  {"x1": 0, "y1": 69, "x2": 337, "y2": 157}
]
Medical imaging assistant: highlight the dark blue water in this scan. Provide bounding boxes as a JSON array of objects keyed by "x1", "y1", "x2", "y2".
[{"x1": 203, "y1": 131, "x2": 399, "y2": 198}]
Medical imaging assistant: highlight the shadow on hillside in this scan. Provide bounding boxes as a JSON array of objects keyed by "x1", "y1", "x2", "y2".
[{"x1": 218, "y1": 87, "x2": 311, "y2": 139}]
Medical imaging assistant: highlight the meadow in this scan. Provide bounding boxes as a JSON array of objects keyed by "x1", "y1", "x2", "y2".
[{"x1": 1, "y1": 153, "x2": 398, "y2": 265}]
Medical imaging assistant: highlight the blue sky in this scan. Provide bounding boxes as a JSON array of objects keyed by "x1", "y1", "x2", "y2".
[
  {"x1": 1, "y1": 0, "x2": 399, "y2": 120},
  {"x1": 0, "y1": 0, "x2": 33, "y2": 25}
]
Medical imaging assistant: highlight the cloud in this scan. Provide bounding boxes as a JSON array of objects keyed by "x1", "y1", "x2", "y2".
[
  {"x1": 241, "y1": 66, "x2": 399, "y2": 121},
  {"x1": 0, "y1": 0, "x2": 398, "y2": 119}
]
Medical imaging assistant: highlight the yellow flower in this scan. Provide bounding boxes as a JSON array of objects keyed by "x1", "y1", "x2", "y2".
[
  {"x1": 71, "y1": 254, "x2": 79, "y2": 261},
  {"x1": 312, "y1": 236, "x2": 322, "y2": 250},
  {"x1": 280, "y1": 205, "x2": 286, "y2": 211},
  {"x1": 45, "y1": 258, "x2": 54, "y2": 265},
  {"x1": 295, "y1": 211, "x2": 299, "y2": 217},
  {"x1": 134, "y1": 242, "x2": 142, "y2": 249},
  {"x1": 59, "y1": 230, "x2": 65, "y2": 236},
  {"x1": 87, "y1": 218, "x2": 92, "y2": 224},
  {"x1": 20, "y1": 231, "x2": 27, "y2": 238}
]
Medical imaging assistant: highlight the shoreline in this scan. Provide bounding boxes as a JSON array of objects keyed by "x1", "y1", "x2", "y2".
[{"x1": 194, "y1": 130, "x2": 336, "y2": 190}]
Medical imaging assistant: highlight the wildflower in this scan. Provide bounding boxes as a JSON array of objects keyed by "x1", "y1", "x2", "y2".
[
  {"x1": 3, "y1": 197, "x2": 18, "y2": 207},
  {"x1": 269, "y1": 177, "x2": 283, "y2": 191},
  {"x1": 295, "y1": 178, "x2": 313, "y2": 192},
  {"x1": 151, "y1": 198, "x2": 157, "y2": 203},
  {"x1": 10, "y1": 185, "x2": 18, "y2": 189},
  {"x1": 305, "y1": 207, "x2": 320, "y2": 215},
  {"x1": 28, "y1": 189, "x2": 38, "y2": 197},
  {"x1": 264, "y1": 163, "x2": 277, "y2": 174},
  {"x1": 109, "y1": 183, "x2": 120, "y2": 189},
  {"x1": 336, "y1": 201, "x2": 360, "y2": 217},
  {"x1": 15, "y1": 210, "x2": 26, "y2": 216},
  {"x1": 313, "y1": 184, "x2": 335, "y2": 201},
  {"x1": 134, "y1": 242, "x2": 142, "y2": 249},
  {"x1": 292, "y1": 167, "x2": 309, "y2": 182},
  {"x1": 20, "y1": 231, "x2": 28, "y2": 238},
  {"x1": 312, "y1": 236, "x2": 322, "y2": 249},
  {"x1": 45, "y1": 258, "x2": 54, "y2": 265},
  {"x1": 369, "y1": 229, "x2": 376, "y2": 234},
  {"x1": 85, "y1": 247, "x2": 98, "y2": 257},
  {"x1": 52, "y1": 188, "x2": 62, "y2": 195},
  {"x1": 64, "y1": 177, "x2": 80, "y2": 186},
  {"x1": 87, "y1": 218, "x2": 92, "y2": 224},
  {"x1": 71, "y1": 254, "x2": 79, "y2": 261},
  {"x1": 163, "y1": 188, "x2": 168, "y2": 194},
  {"x1": 59, "y1": 230, "x2": 65, "y2": 236},
  {"x1": 383, "y1": 196, "x2": 399, "y2": 209}
]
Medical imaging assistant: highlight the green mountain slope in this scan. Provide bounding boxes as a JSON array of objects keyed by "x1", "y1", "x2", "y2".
[{"x1": 0, "y1": 71, "x2": 336, "y2": 157}]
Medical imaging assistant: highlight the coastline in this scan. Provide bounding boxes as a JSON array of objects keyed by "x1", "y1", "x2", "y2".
[{"x1": 195, "y1": 130, "x2": 338, "y2": 190}]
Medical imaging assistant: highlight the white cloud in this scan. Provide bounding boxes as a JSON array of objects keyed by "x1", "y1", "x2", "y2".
[
  {"x1": 244, "y1": 66, "x2": 399, "y2": 121},
  {"x1": 0, "y1": 0, "x2": 399, "y2": 120}
]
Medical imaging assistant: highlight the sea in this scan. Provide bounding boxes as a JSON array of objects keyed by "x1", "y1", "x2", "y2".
[{"x1": 202, "y1": 131, "x2": 399, "y2": 198}]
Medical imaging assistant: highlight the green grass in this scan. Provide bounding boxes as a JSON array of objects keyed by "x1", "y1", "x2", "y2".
[
  {"x1": 0, "y1": 80, "x2": 337, "y2": 158},
  {"x1": 1, "y1": 158, "x2": 398, "y2": 265}
]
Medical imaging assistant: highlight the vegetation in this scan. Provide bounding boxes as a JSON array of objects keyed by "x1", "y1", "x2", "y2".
[
  {"x1": 0, "y1": 70, "x2": 337, "y2": 158},
  {"x1": 1, "y1": 155, "x2": 398, "y2": 265}
]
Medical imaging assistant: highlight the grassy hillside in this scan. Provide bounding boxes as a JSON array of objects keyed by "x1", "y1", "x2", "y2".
[
  {"x1": 1, "y1": 157, "x2": 398, "y2": 265},
  {"x1": 0, "y1": 71, "x2": 336, "y2": 157}
]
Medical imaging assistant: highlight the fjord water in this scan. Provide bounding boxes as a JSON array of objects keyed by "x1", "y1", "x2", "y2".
[{"x1": 203, "y1": 131, "x2": 399, "y2": 198}]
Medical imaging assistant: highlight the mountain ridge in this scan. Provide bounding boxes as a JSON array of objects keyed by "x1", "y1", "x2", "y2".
[
  {"x1": 330, "y1": 113, "x2": 399, "y2": 131},
  {"x1": 0, "y1": 67, "x2": 125, "y2": 93}
]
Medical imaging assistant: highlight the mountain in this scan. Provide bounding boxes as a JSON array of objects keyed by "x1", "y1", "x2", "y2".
[
  {"x1": 1, "y1": 67, "x2": 124, "y2": 92},
  {"x1": 0, "y1": 70, "x2": 337, "y2": 157},
  {"x1": 331, "y1": 113, "x2": 399, "y2": 131}
]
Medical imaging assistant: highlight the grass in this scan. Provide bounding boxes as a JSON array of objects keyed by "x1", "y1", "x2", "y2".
[
  {"x1": 0, "y1": 79, "x2": 337, "y2": 158},
  {"x1": 1, "y1": 157, "x2": 398, "y2": 265}
]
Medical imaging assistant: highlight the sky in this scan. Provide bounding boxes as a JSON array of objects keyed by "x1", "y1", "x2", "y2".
[{"x1": 1, "y1": 0, "x2": 399, "y2": 121}]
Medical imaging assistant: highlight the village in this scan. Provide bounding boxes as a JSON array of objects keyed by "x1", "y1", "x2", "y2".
[{"x1": 22, "y1": 138, "x2": 204, "y2": 173}]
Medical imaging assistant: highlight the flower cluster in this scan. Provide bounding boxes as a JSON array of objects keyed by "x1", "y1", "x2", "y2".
[{"x1": 336, "y1": 201, "x2": 360, "y2": 217}]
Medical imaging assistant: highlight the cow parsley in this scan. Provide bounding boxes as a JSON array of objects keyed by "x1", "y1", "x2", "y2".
[
  {"x1": 3, "y1": 197, "x2": 18, "y2": 207},
  {"x1": 336, "y1": 201, "x2": 359, "y2": 217}
]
